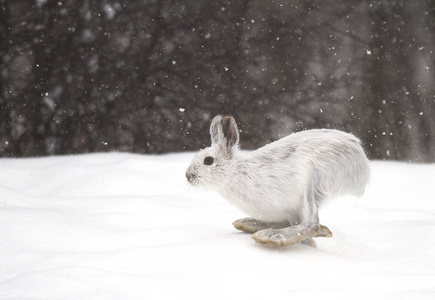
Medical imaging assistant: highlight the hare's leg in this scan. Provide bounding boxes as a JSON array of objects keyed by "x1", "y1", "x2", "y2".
[
  {"x1": 233, "y1": 218, "x2": 290, "y2": 234},
  {"x1": 252, "y1": 187, "x2": 327, "y2": 246},
  {"x1": 233, "y1": 217, "x2": 333, "y2": 237}
]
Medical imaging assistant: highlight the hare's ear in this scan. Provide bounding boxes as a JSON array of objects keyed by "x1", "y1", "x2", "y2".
[
  {"x1": 210, "y1": 115, "x2": 239, "y2": 154},
  {"x1": 220, "y1": 115, "x2": 239, "y2": 149},
  {"x1": 210, "y1": 115, "x2": 223, "y2": 145}
]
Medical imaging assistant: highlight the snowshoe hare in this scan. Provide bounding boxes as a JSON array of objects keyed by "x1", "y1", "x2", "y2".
[{"x1": 186, "y1": 115, "x2": 370, "y2": 247}]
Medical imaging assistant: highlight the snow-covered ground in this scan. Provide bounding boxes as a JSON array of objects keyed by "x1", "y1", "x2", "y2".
[{"x1": 0, "y1": 153, "x2": 434, "y2": 299}]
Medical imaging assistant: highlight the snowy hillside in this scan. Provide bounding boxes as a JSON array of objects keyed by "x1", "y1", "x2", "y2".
[{"x1": 0, "y1": 153, "x2": 434, "y2": 299}]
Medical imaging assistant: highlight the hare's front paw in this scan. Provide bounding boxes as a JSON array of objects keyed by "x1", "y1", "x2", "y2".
[
  {"x1": 233, "y1": 218, "x2": 290, "y2": 234},
  {"x1": 233, "y1": 218, "x2": 260, "y2": 233}
]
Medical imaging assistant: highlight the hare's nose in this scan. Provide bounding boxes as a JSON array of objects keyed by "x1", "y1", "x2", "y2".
[{"x1": 186, "y1": 170, "x2": 197, "y2": 183}]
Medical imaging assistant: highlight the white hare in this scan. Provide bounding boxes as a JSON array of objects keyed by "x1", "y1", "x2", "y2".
[{"x1": 186, "y1": 115, "x2": 370, "y2": 247}]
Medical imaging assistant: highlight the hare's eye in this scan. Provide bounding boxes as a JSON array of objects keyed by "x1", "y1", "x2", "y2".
[{"x1": 204, "y1": 156, "x2": 214, "y2": 165}]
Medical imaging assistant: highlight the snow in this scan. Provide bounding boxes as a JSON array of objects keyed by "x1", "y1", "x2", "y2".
[{"x1": 0, "y1": 153, "x2": 434, "y2": 299}]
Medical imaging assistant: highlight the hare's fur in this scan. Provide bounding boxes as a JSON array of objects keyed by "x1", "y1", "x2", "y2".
[{"x1": 186, "y1": 115, "x2": 370, "y2": 247}]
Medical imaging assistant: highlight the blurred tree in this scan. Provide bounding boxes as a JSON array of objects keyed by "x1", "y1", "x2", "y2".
[
  {"x1": 0, "y1": 0, "x2": 433, "y2": 161},
  {"x1": 363, "y1": 1, "x2": 435, "y2": 161}
]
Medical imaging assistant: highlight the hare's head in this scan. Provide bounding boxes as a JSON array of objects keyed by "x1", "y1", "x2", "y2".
[{"x1": 186, "y1": 115, "x2": 239, "y2": 190}]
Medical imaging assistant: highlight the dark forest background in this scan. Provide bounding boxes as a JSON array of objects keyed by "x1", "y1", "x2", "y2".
[{"x1": 0, "y1": 0, "x2": 434, "y2": 162}]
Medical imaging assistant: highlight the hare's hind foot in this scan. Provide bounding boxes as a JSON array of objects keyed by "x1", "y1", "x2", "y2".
[
  {"x1": 233, "y1": 217, "x2": 333, "y2": 238},
  {"x1": 233, "y1": 218, "x2": 290, "y2": 234},
  {"x1": 301, "y1": 238, "x2": 316, "y2": 247},
  {"x1": 317, "y1": 225, "x2": 333, "y2": 238},
  {"x1": 299, "y1": 227, "x2": 332, "y2": 247},
  {"x1": 252, "y1": 223, "x2": 329, "y2": 247}
]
